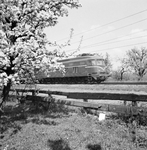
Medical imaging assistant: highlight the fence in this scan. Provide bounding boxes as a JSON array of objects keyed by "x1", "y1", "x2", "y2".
[{"x1": 3, "y1": 87, "x2": 147, "y2": 116}]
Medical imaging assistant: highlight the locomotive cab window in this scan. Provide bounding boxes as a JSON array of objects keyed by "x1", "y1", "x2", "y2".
[
  {"x1": 96, "y1": 59, "x2": 105, "y2": 65},
  {"x1": 86, "y1": 59, "x2": 105, "y2": 66},
  {"x1": 91, "y1": 60, "x2": 97, "y2": 66},
  {"x1": 87, "y1": 60, "x2": 96, "y2": 66}
]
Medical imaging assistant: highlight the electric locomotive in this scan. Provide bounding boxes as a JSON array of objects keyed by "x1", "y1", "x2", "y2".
[{"x1": 38, "y1": 55, "x2": 110, "y2": 84}]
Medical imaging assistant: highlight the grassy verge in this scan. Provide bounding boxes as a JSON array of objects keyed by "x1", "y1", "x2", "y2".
[
  {"x1": 0, "y1": 99, "x2": 147, "y2": 150},
  {"x1": 36, "y1": 84, "x2": 147, "y2": 93}
]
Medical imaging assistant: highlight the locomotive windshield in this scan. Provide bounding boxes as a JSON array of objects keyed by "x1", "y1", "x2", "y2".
[
  {"x1": 88, "y1": 59, "x2": 104, "y2": 66},
  {"x1": 91, "y1": 60, "x2": 97, "y2": 65},
  {"x1": 96, "y1": 59, "x2": 105, "y2": 65}
]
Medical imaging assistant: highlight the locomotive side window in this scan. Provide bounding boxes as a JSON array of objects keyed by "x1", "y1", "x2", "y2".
[
  {"x1": 73, "y1": 67, "x2": 78, "y2": 73},
  {"x1": 87, "y1": 60, "x2": 91, "y2": 66},
  {"x1": 87, "y1": 60, "x2": 94, "y2": 66}
]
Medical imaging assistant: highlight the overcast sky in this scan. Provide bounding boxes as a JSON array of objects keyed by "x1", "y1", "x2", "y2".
[{"x1": 45, "y1": 0, "x2": 147, "y2": 69}]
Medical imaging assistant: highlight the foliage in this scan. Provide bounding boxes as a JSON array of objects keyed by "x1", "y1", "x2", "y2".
[
  {"x1": 0, "y1": 0, "x2": 81, "y2": 106},
  {"x1": 104, "y1": 52, "x2": 112, "y2": 74},
  {"x1": 111, "y1": 71, "x2": 127, "y2": 81},
  {"x1": 125, "y1": 47, "x2": 147, "y2": 80},
  {"x1": 111, "y1": 58, "x2": 130, "y2": 81}
]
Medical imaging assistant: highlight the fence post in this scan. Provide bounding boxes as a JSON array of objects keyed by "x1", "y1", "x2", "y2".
[
  {"x1": 83, "y1": 98, "x2": 88, "y2": 102},
  {"x1": 16, "y1": 90, "x2": 19, "y2": 97},
  {"x1": 124, "y1": 101, "x2": 127, "y2": 105},
  {"x1": 83, "y1": 98, "x2": 89, "y2": 113},
  {"x1": 46, "y1": 91, "x2": 54, "y2": 108},
  {"x1": 32, "y1": 90, "x2": 36, "y2": 96},
  {"x1": 132, "y1": 101, "x2": 137, "y2": 107}
]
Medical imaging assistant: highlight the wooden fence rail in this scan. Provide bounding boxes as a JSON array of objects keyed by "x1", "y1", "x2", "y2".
[
  {"x1": 1, "y1": 87, "x2": 146, "y2": 116},
  {"x1": 7, "y1": 88, "x2": 147, "y2": 103}
]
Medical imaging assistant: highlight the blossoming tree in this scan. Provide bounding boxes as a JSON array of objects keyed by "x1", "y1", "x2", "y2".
[
  {"x1": 0, "y1": 0, "x2": 80, "y2": 108},
  {"x1": 125, "y1": 47, "x2": 147, "y2": 80}
]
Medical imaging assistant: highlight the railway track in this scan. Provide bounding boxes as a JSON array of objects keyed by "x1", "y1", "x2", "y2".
[
  {"x1": 101, "y1": 81, "x2": 147, "y2": 85},
  {"x1": 38, "y1": 81, "x2": 147, "y2": 85}
]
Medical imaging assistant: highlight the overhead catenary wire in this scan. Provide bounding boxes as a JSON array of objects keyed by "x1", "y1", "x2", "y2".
[
  {"x1": 83, "y1": 41, "x2": 147, "y2": 53},
  {"x1": 82, "y1": 29, "x2": 147, "y2": 48},
  {"x1": 57, "y1": 9, "x2": 147, "y2": 42},
  {"x1": 70, "y1": 18, "x2": 147, "y2": 45},
  {"x1": 66, "y1": 29, "x2": 147, "y2": 52},
  {"x1": 89, "y1": 36, "x2": 147, "y2": 48},
  {"x1": 82, "y1": 36, "x2": 147, "y2": 49}
]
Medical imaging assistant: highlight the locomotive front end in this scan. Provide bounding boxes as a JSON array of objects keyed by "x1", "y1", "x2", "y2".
[{"x1": 86, "y1": 58, "x2": 110, "y2": 82}]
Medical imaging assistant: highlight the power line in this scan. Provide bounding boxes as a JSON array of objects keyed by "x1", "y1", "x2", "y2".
[
  {"x1": 87, "y1": 42, "x2": 147, "y2": 53},
  {"x1": 82, "y1": 29, "x2": 147, "y2": 48},
  {"x1": 57, "y1": 9, "x2": 147, "y2": 42},
  {"x1": 70, "y1": 18, "x2": 147, "y2": 45},
  {"x1": 81, "y1": 35, "x2": 147, "y2": 49},
  {"x1": 66, "y1": 29, "x2": 147, "y2": 52}
]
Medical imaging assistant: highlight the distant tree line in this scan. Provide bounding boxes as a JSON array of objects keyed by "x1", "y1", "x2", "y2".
[{"x1": 111, "y1": 47, "x2": 147, "y2": 81}]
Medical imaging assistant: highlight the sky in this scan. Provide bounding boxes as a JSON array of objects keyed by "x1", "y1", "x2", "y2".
[{"x1": 45, "y1": 0, "x2": 147, "y2": 70}]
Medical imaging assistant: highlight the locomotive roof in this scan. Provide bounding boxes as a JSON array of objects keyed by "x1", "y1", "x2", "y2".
[{"x1": 57, "y1": 55, "x2": 103, "y2": 63}]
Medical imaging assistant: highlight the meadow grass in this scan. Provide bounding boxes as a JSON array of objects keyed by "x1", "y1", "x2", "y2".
[{"x1": 1, "y1": 100, "x2": 147, "y2": 150}]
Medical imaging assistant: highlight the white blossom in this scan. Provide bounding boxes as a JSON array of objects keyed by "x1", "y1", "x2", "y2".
[{"x1": 0, "y1": 0, "x2": 80, "y2": 87}]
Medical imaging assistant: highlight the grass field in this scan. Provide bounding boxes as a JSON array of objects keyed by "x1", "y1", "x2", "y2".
[
  {"x1": 1, "y1": 99, "x2": 147, "y2": 150},
  {"x1": 16, "y1": 83, "x2": 147, "y2": 93}
]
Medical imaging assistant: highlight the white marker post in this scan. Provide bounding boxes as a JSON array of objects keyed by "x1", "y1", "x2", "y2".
[{"x1": 98, "y1": 113, "x2": 106, "y2": 121}]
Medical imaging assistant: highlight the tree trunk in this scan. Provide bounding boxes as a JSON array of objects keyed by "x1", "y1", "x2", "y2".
[
  {"x1": 120, "y1": 72, "x2": 123, "y2": 81},
  {"x1": 138, "y1": 75, "x2": 143, "y2": 81},
  {"x1": 0, "y1": 80, "x2": 11, "y2": 108}
]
